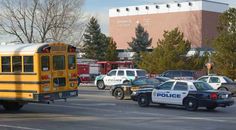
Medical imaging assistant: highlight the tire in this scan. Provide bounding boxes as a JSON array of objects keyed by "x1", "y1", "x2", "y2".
[
  {"x1": 184, "y1": 98, "x2": 198, "y2": 111},
  {"x1": 138, "y1": 94, "x2": 150, "y2": 107},
  {"x1": 113, "y1": 88, "x2": 124, "y2": 100},
  {"x1": 2, "y1": 102, "x2": 24, "y2": 111},
  {"x1": 97, "y1": 80, "x2": 105, "y2": 90},
  {"x1": 206, "y1": 106, "x2": 217, "y2": 111},
  {"x1": 77, "y1": 77, "x2": 81, "y2": 86},
  {"x1": 218, "y1": 87, "x2": 228, "y2": 91}
]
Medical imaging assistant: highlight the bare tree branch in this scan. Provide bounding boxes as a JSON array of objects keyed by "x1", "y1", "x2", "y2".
[{"x1": 0, "y1": 0, "x2": 86, "y2": 45}]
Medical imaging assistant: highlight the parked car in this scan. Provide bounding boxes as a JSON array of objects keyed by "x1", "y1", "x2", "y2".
[
  {"x1": 134, "y1": 80, "x2": 234, "y2": 111},
  {"x1": 159, "y1": 70, "x2": 197, "y2": 80},
  {"x1": 197, "y1": 75, "x2": 236, "y2": 95},
  {"x1": 95, "y1": 69, "x2": 147, "y2": 90},
  {"x1": 110, "y1": 77, "x2": 170, "y2": 100}
]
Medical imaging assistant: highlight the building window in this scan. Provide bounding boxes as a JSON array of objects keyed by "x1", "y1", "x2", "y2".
[
  {"x1": 116, "y1": 9, "x2": 120, "y2": 12},
  {"x1": 135, "y1": 7, "x2": 139, "y2": 11},
  {"x1": 177, "y1": 3, "x2": 181, "y2": 7},
  {"x1": 189, "y1": 2, "x2": 192, "y2": 6},
  {"x1": 145, "y1": 6, "x2": 149, "y2": 10},
  {"x1": 156, "y1": 5, "x2": 159, "y2": 9},
  {"x1": 126, "y1": 8, "x2": 129, "y2": 11},
  {"x1": 166, "y1": 4, "x2": 170, "y2": 8}
]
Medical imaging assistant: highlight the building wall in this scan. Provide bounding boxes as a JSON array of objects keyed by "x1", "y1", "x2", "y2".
[{"x1": 109, "y1": 0, "x2": 228, "y2": 49}]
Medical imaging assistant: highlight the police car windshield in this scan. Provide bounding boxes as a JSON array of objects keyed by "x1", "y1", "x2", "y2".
[{"x1": 193, "y1": 82, "x2": 213, "y2": 91}]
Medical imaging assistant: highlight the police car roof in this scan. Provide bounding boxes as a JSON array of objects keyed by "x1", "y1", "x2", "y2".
[{"x1": 168, "y1": 80, "x2": 200, "y2": 83}]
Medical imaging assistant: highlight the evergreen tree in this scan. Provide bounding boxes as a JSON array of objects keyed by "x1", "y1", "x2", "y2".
[
  {"x1": 139, "y1": 28, "x2": 191, "y2": 73},
  {"x1": 128, "y1": 24, "x2": 152, "y2": 64},
  {"x1": 82, "y1": 17, "x2": 107, "y2": 61},
  {"x1": 212, "y1": 8, "x2": 236, "y2": 79},
  {"x1": 105, "y1": 37, "x2": 119, "y2": 61}
]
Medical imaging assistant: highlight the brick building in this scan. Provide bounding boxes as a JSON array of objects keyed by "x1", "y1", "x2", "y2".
[{"x1": 109, "y1": 0, "x2": 229, "y2": 51}]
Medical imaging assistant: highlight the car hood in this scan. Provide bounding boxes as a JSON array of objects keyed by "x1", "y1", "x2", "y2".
[{"x1": 95, "y1": 75, "x2": 106, "y2": 80}]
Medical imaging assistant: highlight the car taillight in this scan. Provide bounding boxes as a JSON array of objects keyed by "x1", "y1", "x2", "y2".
[{"x1": 210, "y1": 92, "x2": 218, "y2": 100}]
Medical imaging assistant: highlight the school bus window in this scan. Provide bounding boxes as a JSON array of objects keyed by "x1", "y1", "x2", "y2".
[
  {"x1": 68, "y1": 55, "x2": 75, "y2": 70},
  {"x1": 1, "y1": 56, "x2": 11, "y2": 72},
  {"x1": 41, "y1": 56, "x2": 50, "y2": 71},
  {"x1": 53, "y1": 55, "x2": 65, "y2": 70},
  {"x1": 24, "y1": 56, "x2": 33, "y2": 72},
  {"x1": 13, "y1": 56, "x2": 22, "y2": 72}
]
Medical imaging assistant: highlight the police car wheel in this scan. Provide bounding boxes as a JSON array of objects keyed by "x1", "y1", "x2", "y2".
[
  {"x1": 184, "y1": 98, "x2": 198, "y2": 111},
  {"x1": 218, "y1": 87, "x2": 228, "y2": 91},
  {"x1": 97, "y1": 80, "x2": 105, "y2": 90},
  {"x1": 113, "y1": 88, "x2": 124, "y2": 100},
  {"x1": 138, "y1": 94, "x2": 150, "y2": 107},
  {"x1": 206, "y1": 106, "x2": 217, "y2": 111}
]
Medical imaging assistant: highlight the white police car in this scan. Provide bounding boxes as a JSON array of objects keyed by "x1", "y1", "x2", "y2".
[
  {"x1": 95, "y1": 69, "x2": 146, "y2": 90},
  {"x1": 135, "y1": 80, "x2": 234, "y2": 111}
]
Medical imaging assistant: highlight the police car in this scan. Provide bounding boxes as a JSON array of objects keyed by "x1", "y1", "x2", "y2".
[
  {"x1": 135, "y1": 80, "x2": 234, "y2": 111},
  {"x1": 95, "y1": 69, "x2": 146, "y2": 90}
]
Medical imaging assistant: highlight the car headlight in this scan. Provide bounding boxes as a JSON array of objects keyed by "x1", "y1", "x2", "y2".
[{"x1": 132, "y1": 91, "x2": 137, "y2": 95}]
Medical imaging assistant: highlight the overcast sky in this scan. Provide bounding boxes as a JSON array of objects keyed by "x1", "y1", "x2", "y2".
[{"x1": 84, "y1": 0, "x2": 236, "y2": 35}]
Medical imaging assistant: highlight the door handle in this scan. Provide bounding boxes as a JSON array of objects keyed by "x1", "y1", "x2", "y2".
[
  {"x1": 182, "y1": 92, "x2": 186, "y2": 94},
  {"x1": 166, "y1": 91, "x2": 170, "y2": 93}
]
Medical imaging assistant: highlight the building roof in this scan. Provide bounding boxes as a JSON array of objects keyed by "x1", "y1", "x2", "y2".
[{"x1": 109, "y1": 0, "x2": 229, "y2": 17}]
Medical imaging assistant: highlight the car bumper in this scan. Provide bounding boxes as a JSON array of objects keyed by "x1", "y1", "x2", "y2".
[
  {"x1": 198, "y1": 99, "x2": 234, "y2": 107},
  {"x1": 130, "y1": 92, "x2": 138, "y2": 101},
  {"x1": 34, "y1": 90, "x2": 78, "y2": 102}
]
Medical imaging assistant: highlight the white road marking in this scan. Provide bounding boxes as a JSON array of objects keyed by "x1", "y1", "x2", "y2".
[{"x1": 0, "y1": 124, "x2": 44, "y2": 130}]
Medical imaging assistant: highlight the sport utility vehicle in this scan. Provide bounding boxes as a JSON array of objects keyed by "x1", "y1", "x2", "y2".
[{"x1": 95, "y1": 69, "x2": 146, "y2": 90}]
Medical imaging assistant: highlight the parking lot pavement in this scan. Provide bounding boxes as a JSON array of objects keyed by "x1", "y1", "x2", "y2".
[{"x1": 0, "y1": 87, "x2": 236, "y2": 130}]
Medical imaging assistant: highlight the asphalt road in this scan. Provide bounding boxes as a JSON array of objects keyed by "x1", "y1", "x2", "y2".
[{"x1": 0, "y1": 86, "x2": 236, "y2": 130}]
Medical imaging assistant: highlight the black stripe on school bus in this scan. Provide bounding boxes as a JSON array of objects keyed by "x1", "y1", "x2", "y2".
[
  {"x1": 0, "y1": 72, "x2": 37, "y2": 75},
  {"x1": 0, "y1": 81, "x2": 50, "y2": 84},
  {"x1": 0, "y1": 97, "x2": 35, "y2": 101},
  {"x1": 0, "y1": 90, "x2": 37, "y2": 93}
]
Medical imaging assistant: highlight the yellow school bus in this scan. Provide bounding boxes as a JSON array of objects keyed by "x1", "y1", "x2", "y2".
[{"x1": 0, "y1": 42, "x2": 78, "y2": 111}]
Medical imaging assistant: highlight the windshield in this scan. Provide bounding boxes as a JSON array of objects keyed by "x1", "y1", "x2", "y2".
[
  {"x1": 223, "y1": 76, "x2": 234, "y2": 83},
  {"x1": 193, "y1": 82, "x2": 213, "y2": 91}
]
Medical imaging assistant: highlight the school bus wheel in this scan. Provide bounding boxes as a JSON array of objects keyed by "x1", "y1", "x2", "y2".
[{"x1": 2, "y1": 102, "x2": 24, "y2": 111}]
